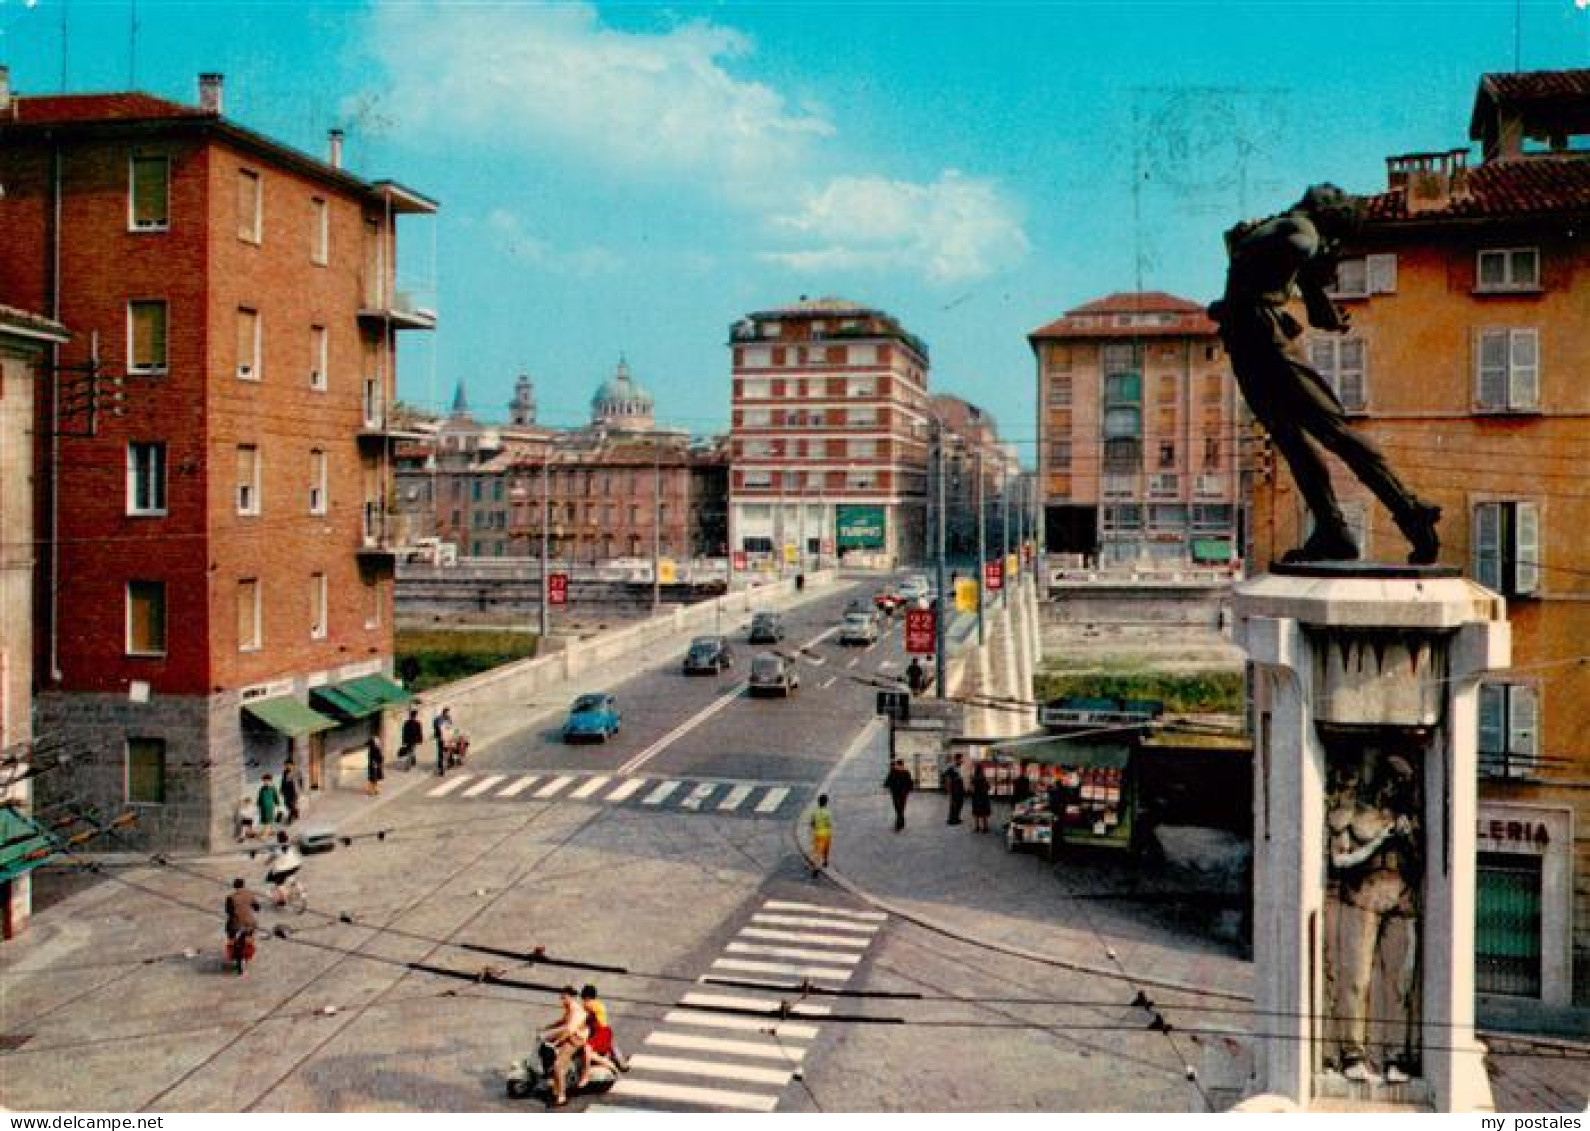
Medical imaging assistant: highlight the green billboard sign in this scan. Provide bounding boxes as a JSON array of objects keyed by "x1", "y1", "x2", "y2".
[{"x1": 836, "y1": 505, "x2": 887, "y2": 549}]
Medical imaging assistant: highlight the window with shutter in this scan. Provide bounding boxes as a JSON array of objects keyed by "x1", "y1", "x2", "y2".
[
  {"x1": 236, "y1": 308, "x2": 260, "y2": 380},
  {"x1": 237, "y1": 169, "x2": 262, "y2": 242},
  {"x1": 1337, "y1": 339, "x2": 1367, "y2": 410},
  {"x1": 1513, "y1": 501, "x2": 1540, "y2": 595},
  {"x1": 238, "y1": 578, "x2": 261, "y2": 651},
  {"x1": 1478, "y1": 684, "x2": 1506, "y2": 757},
  {"x1": 1477, "y1": 330, "x2": 1510, "y2": 409},
  {"x1": 1473, "y1": 502, "x2": 1502, "y2": 590},
  {"x1": 130, "y1": 156, "x2": 170, "y2": 230},
  {"x1": 1331, "y1": 257, "x2": 1368, "y2": 297},
  {"x1": 236, "y1": 445, "x2": 260, "y2": 515},
  {"x1": 1477, "y1": 328, "x2": 1540, "y2": 411},
  {"x1": 1509, "y1": 685, "x2": 1539, "y2": 765},
  {"x1": 128, "y1": 301, "x2": 168, "y2": 374},
  {"x1": 126, "y1": 581, "x2": 167, "y2": 656},
  {"x1": 1508, "y1": 329, "x2": 1539, "y2": 409},
  {"x1": 1366, "y1": 254, "x2": 1397, "y2": 294}
]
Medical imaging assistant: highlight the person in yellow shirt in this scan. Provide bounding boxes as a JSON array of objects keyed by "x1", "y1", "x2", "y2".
[{"x1": 809, "y1": 794, "x2": 833, "y2": 876}]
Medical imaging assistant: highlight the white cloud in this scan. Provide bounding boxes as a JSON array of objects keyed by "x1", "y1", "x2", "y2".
[
  {"x1": 363, "y1": 3, "x2": 831, "y2": 195},
  {"x1": 764, "y1": 172, "x2": 1030, "y2": 283},
  {"x1": 486, "y1": 208, "x2": 622, "y2": 278}
]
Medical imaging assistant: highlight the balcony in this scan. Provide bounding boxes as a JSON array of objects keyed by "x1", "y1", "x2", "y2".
[
  {"x1": 358, "y1": 286, "x2": 437, "y2": 331},
  {"x1": 358, "y1": 501, "x2": 396, "y2": 559}
]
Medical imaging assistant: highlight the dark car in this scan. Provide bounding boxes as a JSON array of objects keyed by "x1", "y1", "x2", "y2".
[
  {"x1": 748, "y1": 612, "x2": 785, "y2": 644},
  {"x1": 683, "y1": 635, "x2": 734, "y2": 675},
  {"x1": 563, "y1": 692, "x2": 621, "y2": 743},
  {"x1": 747, "y1": 653, "x2": 800, "y2": 697}
]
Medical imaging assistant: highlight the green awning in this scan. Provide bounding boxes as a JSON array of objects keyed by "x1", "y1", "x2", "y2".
[
  {"x1": 311, "y1": 674, "x2": 411, "y2": 721},
  {"x1": 243, "y1": 696, "x2": 339, "y2": 738},
  {"x1": 344, "y1": 674, "x2": 412, "y2": 710},
  {"x1": 1192, "y1": 538, "x2": 1235, "y2": 563},
  {"x1": 0, "y1": 805, "x2": 59, "y2": 884},
  {"x1": 990, "y1": 737, "x2": 1132, "y2": 770}
]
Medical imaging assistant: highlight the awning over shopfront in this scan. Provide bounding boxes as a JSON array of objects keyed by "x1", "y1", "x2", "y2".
[
  {"x1": 988, "y1": 735, "x2": 1132, "y2": 769},
  {"x1": 0, "y1": 805, "x2": 60, "y2": 884},
  {"x1": 310, "y1": 674, "x2": 412, "y2": 722},
  {"x1": 243, "y1": 696, "x2": 339, "y2": 738}
]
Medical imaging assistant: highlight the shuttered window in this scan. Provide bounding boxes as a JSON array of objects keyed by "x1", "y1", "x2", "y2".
[
  {"x1": 237, "y1": 169, "x2": 262, "y2": 242},
  {"x1": 1478, "y1": 682, "x2": 1540, "y2": 776},
  {"x1": 238, "y1": 578, "x2": 261, "y2": 651},
  {"x1": 1308, "y1": 337, "x2": 1368, "y2": 411},
  {"x1": 128, "y1": 301, "x2": 168, "y2": 374},
  {"x1": 126, "y1": 581, "x2": 166, "y2": 656},
  {"x1": 236, "y1": 308, "x2": 260, "y2": 380},
  {"x1": 129, "y1": 155, "x2": 169, "y2": 230},
  {"x1": 1476, "y1": 329, "x2": 1539, "y2": 411},
  {"x1": 1472, "y1": 501, "x2": 1541, "y2": 597}
]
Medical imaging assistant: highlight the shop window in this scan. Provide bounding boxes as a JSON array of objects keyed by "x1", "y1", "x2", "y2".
[
  {"x1": 1473, "y1": 501, "x2": 1540, "y2": 597},
  {"x1": 1476, "y1": 248, "x2": 1539, "y2": 293},
  {"x1": 1476, "y1": 329, "x2": 1539, "y2": 412},
  {"x1": 126, "y1": 581, "x2": 166, "y2": 656},
  {"x1": 1478, "y1": 683, "x2": 1539, "y2": 777},
  {"x1": 127, "y1": 300, "x2": 168, "y2": 375},
  {"x1": 126, "y1": 738, "x2": 166, "y2": 804},
  {"x1": 129, "y1": 155, "x2": 170, "y2": 231},
  {"x1": 1476, "y1": 854, "x2": 1543, "y2": 998}
]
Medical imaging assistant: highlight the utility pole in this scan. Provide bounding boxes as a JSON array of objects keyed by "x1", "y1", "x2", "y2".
[
  {"x1": 975, "y1": 449, "x2": 985, "y2": 646},
  {"x1": 1001, "y1": 468, "x2": 1011, "y2": 608},
  {"x1": 652, "y1": 442, "x2": 662, "y2": 614},
  {"x1": 933, "y1": 417, "x2": 947, "y2": 699},
  {"x1": 539, "y1": 452, "x2": 551, "y2": 639}
]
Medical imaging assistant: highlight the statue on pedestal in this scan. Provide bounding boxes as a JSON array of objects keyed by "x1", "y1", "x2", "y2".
[{"x1": 1210, "y1": 184, "x2": 1442, "y2": 564}]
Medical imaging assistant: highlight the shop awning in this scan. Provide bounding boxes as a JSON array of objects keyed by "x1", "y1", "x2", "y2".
[
  {"x1": 311, "y1": 674, "x2": 412, "y2": 721},
  {"x1": 242, "y1": 696, "x2": 339, "y2": 738},
  {"x1": 0, "y1": 805, "x2": 60, "y2": 884},
  {"x1": 989, "y1": 736, "x2": 1132, "y2": 770},
  {"x1": 1191, "y1": 538, "x2": 1235, "y2": 563}
]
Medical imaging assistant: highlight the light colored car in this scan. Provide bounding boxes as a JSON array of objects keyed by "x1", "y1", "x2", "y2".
[
  {"x1": 839, "y1": 611, "x2": 879, "y2": 645},
  {"x1": 747, "y1": 653, "x2": 801, "y2": 697},
  {"x1": 897, "y1": 575, "x2": 930, "y2": 602}
]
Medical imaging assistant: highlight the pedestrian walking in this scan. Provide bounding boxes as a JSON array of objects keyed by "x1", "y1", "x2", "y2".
[
  {"x1": 971, "y1": 763, "x2": 993, "y2": 833},
  {"x1": 808, "y1": 794, "x2": 833, "y2": 875},
  {"x1": 255, "y1": 773, "x2": 283, "y2": 834},
  {"x1": 365, "y1": 735, "x2": 385, "y2": 796},
  {"x1": 280, "y1": 761, "x2": 301, "y2": 824},
  {"x1": 400, "y1": 708, "x2": 424, "y2": 771},
  {"x1": 884, "y1": 759, "x2": 913, "y2": 832},
  {"x1": 433, "y1": 707, "x2": 453, "y2": 777},
  {"x1": 943, "y1": 752, "x2": 966, "y2": 826}
]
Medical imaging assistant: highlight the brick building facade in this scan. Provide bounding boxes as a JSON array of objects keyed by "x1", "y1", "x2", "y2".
[{"x1": 0, "y1": 74, "x2": 433, "y2": 849}]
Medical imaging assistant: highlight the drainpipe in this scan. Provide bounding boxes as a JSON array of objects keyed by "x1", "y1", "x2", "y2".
[{"x1": 48, "y1": 142, "x2": 63, "y2": 681}]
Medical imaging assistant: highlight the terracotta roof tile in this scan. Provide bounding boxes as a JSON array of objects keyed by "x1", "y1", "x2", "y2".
[
  {"x1": 1364, "y1": 155, "x2": 1590, "y2": 222},
  {"x1": 13, "y1": 92, "x2": 211, "y2": 125},
  {"x1": 1028, "y1": 291, "x2": 1215, "y2": 342}
]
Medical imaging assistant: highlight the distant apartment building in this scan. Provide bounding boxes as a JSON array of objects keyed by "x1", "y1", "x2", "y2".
[
  {"x1": 1249, "y1": 69, "x2": 1590, "y2": 1017},
  {"x1": 929, "y1": 394, "x2": 1020, "y2": 561},
  {"x1": 728, "y1": 297, "x2": 930, "y2": 569},
  {"x1": 1029, "y1": 292, "x2": 1243, "y2": 568},
  {"x1": 0, "y1": 306, "x2": 69, "y2": 937},
  {"x1": 0, "y1": 73, "x2": 433, "y2": 849}
]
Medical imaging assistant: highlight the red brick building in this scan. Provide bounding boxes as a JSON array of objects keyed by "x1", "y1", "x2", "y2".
[
  {"x1": 0, "y1": 73, "x2": 435, "y2": 848},
  {"x1": 728, "y1": 297, "x2": 930, "y2": 570}
]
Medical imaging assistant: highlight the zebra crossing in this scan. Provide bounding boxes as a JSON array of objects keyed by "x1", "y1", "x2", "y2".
[
  {"x1": 422, "y1": 770, "x2": 802, "y2": 819},
  {"x1": 591, "y1": 897, "x2": 888, "y2": 1113}
]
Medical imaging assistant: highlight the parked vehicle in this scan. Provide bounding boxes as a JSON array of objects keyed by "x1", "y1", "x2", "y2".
[
  {"x1": 683, "y1": 635, "x2": 734, "y2": 675},
  {"x1": 563, "y1": 693, "x2": 621, "y2": 743},
  {"x1": 748, "y1": 612, "x2": 785, "y2": 644},
  {"x1": 839, "y1": 611, "x2": 879, "y2": 645},
  {"x1": 748, "y1": 653, "x2": 801, "y2": 697}
]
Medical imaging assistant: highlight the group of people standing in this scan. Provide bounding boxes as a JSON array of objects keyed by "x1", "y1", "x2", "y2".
[{"x1": 882, "y1": 752, "x2": 994, "y2": 834}]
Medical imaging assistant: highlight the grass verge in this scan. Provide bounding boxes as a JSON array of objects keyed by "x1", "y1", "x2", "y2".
[{"x1": 396, "y1": 628, "x2": 539, "y2": 693}]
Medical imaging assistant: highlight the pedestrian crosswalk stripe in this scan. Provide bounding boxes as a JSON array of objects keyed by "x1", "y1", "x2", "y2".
[
  {"x1": 661, "y1": 1010, "x2": 819, "y2": 1041},
  {"x1": 462, "y1": 774, "x2": 505, "y2": 798},
  {"x1": 625, "y1": 1053, "x2": 793, "y2": 1088},
  {"x1": 726, "y1": 941, "x2": 861, "y2": 965},
  {"x1": 427, "y1": 774, "x2": 474, "y2": 797},
  {"x1": 750, "y1": 913, "x2": 877, "y2": 934},
  {"x1": 679, "y1": 782, "x2": 717, "y2": 811},
  {"x1": 582, "y1": 1104, "x2": 655, "y2": 1114},
  {"x1": 643, "y1": 780, "x2": 681, "y2": 806},
  {"x1": 716, "y1": 784, "x2": 753, "y2": 812},
  {"x1": 534, "y1": 774, "x2": 575, "y2": 799},
  {"x1": 763, "y1": 899, "x2": 886, "y2": 922},
  {"x1": 753, "y1": 787, "x2": 790, "y2": 814},
  {"x1": 645, "y1": 1031, "x2": 806, "y2": 1062},
  {"x1": 497, "y1": 775, "x2": 539, "y2": 798},
  {"x1": 607, "y1": 1078, "x2": 779, "y2": 1113},
  {"x1": 604, "y1": 778, "x2": 647, "y2": 803},
  {"x1": 571, "y1": 775, "x2": 611, "y2": 800},
  {"x1": 711, "y1": 957, "x2": 852, "y2": 982},
  {"x1": 738, "y1": 926, "x2": 870, "y2": 948},
  {"x1": 679, "y1": 991, "x2": 830, "y2": 1018}
]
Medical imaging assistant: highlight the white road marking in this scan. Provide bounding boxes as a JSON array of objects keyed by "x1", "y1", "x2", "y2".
[
  {"x1": 752, "y1": 787, "x2": 790, "y2": 815},
  {"x1": 820, "y1": 676, "x2": 837, "y2": 690},
  {"x1": 427, "y1": 774, "x2": 473, "y2": 797},
  {"x1": 462, "y1": 774, "x2": 505, "y2": 798},
  {"x1": 616, "y1": 683, "x2": 746, "y2": 776},
  {"x1": 679, "y1": 782, "x2": 718, "y2": 811},
  {"x1": 716, "y1": 784, "x2": 753, "y2": 812},
  {"x1": 571, "y1": 775, "x2": 611, "y2": 800},
  {"x1": 726, "y1": 941, "x2": 861, "y2": 965},
  {"x1": 846, "y1": 657, "x2": 860, "y2": 669},
  {"x1": 711, "y1": 957, "x2": 852, "y2": 982},
  {"x1": 643, "y1": 780, "x2": 681, "y2": 806},
  {"x1": 750, "y1": 913, "x2": 877, "y2": 934},
  {"x1": 661, "y1": 1010, "x2": 820, "y2": 1040},
  {"x1": 738, "y1": 927, "x2": 870, "y2": 948},
  {"x1": 763, "y1": 900, "x2": 887, "y2": 921},
  {"x1": 680, "y1": 991, "x2": 830, "y2": 1018},
  {"x1": 626, "y1": 1054, "x2": 793, "y2": 1087},
  {"x1": 497, "y1": 775, "x2": 539, "y2": 798},
  {"x1": 604, "y1": 778, "x2": 647, "y2": 803},
  {"x1": 608, "y1": 1078, "x2": 779, "y2": 1113},
  {"x1": 877, "y1": 660, "x2": 899, "y2": 671},
  {"x1": 645, "y1": 1031, "x2": 806, "y2": 1062},
  {"x1": 533, "y1": 774, "x2": 575, "y2": 799}
]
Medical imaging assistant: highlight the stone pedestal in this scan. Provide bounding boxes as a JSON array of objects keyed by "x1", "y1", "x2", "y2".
[{"x1": 1234, "y1": 564, "x2": 1508, "y2": 1113}]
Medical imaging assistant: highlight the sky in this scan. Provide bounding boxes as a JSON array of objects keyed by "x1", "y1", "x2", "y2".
[{"x1": 3, "y1": 0, "x2": 1588, "y2": 465}]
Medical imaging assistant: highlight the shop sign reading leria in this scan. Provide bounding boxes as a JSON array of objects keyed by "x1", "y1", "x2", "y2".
[{"x1": 836, "y1": 505, "x2": 886, "y2": 549}]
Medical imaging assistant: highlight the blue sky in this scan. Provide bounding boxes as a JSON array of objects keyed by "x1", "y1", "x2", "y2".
[{"x1": 4, "y1": 0, "x2": 1587, "y2": 463}]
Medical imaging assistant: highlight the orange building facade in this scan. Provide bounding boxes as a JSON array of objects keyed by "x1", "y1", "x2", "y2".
[{"x1": 1249, "y1": 70, "x2": 1590, "y2": 1019}]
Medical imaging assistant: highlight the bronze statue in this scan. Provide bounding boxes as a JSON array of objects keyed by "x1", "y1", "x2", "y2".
[{"x1": 1210, "y1": 184, "x2": 1441, "y2": 564}]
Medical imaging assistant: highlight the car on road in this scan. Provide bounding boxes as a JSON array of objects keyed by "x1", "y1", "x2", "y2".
[
  {"x1": 839, "y1": 611, "x2": 879, "y2": 645},
  {"x1": 747, "y1": 652, "x2": 801, "y2": 697},
  {"x1": 748, "y1": 612, "x2": 785, "y2": 644},
  {"x1": 898, "y1": 575, "x2": 931, "y2": 602},
  {"x1": 683, "y1": 635, "x2": 734, "y2": 675},
  {"x1": 563, "y1": 692, "x2": 621, "y2": 743},
  {"x1": 874, "y1": 590, "x2": 905, "y2": 614}
]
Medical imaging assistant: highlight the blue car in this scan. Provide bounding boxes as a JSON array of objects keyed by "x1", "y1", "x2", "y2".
[{"x1": 563, "y1": 692, "x2": 621, "y2": 743}]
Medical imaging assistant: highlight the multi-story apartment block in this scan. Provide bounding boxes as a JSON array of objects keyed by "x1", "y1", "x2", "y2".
[
  {"x1": 0, "y1": 305, "x2": 69, "y2": 937},
  {"x1": 929, "y1": 394, "x2": 1020, "y2": 562},
  {"x1": 0, "y1": 72, "x2": 435, "y2": 849},
  {"x1": 1249, "y1": 69, "x2": 1590, "y2": 1020},
  {"x1": 1029, "y1": 292, "x2": 1243, "y2": 569},
  {"x1": 728, "y1": 297, "x2": 930, "y2": 569}
]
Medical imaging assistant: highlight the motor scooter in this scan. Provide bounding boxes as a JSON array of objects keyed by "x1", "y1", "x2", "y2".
[{"x1": 505, "y1": 1039, "x2": 617, "y2": 1101}]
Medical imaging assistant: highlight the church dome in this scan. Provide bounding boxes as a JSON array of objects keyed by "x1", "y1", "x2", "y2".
[{"x1": 591, "y1": 357, "x2": 655, "y2": 430}]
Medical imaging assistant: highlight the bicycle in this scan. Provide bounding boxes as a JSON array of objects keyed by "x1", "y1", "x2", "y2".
[{"x1": 270, "y1": 872, "x2": 308, "y2": 915}]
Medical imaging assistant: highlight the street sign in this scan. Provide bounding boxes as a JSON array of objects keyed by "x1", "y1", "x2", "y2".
[
  {"x1": 783, "y1": 542, "x2": 798, "y2": 564},
  {"x1": 876, "y1": 689, "x2": 910, "y2": 722},
  {"x1": 732, "y1": 550, "x2": 748, "y2": 571},
  {"x1": 905, "y1": 607, "x2": 936, "y2": 655},
  {"x1": 548, "y1": 572, "x2": 568, "y2": 606},
  {"x1": 984, "y1": 558, "x2": 1004, "y2": 592},
  {"x1": 658, "y1": 559, "x2": 677, "y2": 584}
]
